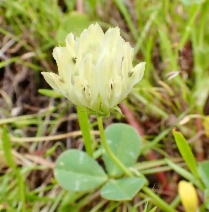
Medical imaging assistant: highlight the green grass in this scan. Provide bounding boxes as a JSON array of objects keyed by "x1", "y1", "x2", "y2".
[{"x1": 0, "y1": 0, "x2": 209, "y2": 211}]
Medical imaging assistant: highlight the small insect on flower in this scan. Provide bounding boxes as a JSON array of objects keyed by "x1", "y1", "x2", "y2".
[
  {"x1": 42, "y1": 23, "x2": 145, "y2": 116},
  {"x1": 178, "y1": 180, "x2": 198, "y2": 212}
]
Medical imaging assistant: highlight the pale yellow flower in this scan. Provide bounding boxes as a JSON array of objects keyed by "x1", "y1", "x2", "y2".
[
  {"x1": 42, "y1": 23, "x2": 145, "y2": 116},
  {"x1": 178, "y1": 180, "x2": 198, "y2": 212}
]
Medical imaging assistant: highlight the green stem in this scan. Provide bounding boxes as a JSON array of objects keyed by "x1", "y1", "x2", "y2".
[
  {"x1": 97, "y1": 116, "x2": 132, "y2": 177},
  {"x1": 77, "y1": 106, "x2": 93, "y2": 157},
  {"x1": 97, "y1": 116, "x2": 177, "y2": 212},
  {"x1": 142, "y1": 187, "x2": 177, "y2": 212}
]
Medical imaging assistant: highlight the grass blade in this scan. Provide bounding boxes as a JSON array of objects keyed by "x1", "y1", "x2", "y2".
[
  {"x1": 1, "y1": 126, "x2": 16, "y2": 169},
  {"x1": 172, "y1": 128, "x2": 199, "y2": 178}
]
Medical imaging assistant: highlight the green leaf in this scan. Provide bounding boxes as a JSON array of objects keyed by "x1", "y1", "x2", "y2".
[
  {"x1": 38, "y1": 89, "x2": 63, "y2": 98},
  {"x1": 199, "y1": 160, "x2": 209, "y2": 188},
  {"x1": 103, "y1": 123, "x2": 141, "y2": 177},
  {"x1": 1, "y1": 126, "x2": 16, "y2": 168},
  {"x1": 54, "y1": 149, "x2": 108, "y2": 192},
  {"x1": 101, "y1": 177, "x2": 146, "y2": 201},
  {"x1": 172, "y1": 129, "x2": 199, "y2": 178},
  {"x1": 17, "y1": 172, "x2": 26, "y2": 211},
  {"x1": 181, "y1": 0, "x2": 205, "y2": 5}
]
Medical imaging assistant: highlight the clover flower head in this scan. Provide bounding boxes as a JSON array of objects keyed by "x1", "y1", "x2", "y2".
[
  {"x1": 178, "y1": 180, "x2": 198, "y2": 212},
  {"x1": 42, "y1": 23, "x2": 145, "y2": 116}
]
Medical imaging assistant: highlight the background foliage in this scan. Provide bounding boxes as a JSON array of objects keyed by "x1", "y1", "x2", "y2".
[{"x1": 0, "y1": 0, "x2": 209, "y2": 211}]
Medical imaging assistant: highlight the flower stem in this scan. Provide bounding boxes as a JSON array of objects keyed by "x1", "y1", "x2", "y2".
[
  {"x1": 77, "y1": 106, "x2": 93, "y2": 157},
  {"x1": 97, "y1": 116, "x2": 133, "y2": 177},
  {"x1": 97, "y1": 116, "x2": 177, "y2": 212}
]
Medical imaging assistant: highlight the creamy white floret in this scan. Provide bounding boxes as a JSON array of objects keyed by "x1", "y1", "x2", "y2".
[{"x1": 42, "y1": 23, "x2": 145, "y2": 116}]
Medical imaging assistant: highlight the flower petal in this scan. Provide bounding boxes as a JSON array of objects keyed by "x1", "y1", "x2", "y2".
[
  {"x1": 78, "y1": 54, "x2": 99, "y2": 106},
  {"x1": 98, "y1": 55, "x2": 112, "y2": 108},
  {"x1": 41, "y1": 72, "x2": 62, "y2": 93},
  {"x1": 178, "y1": 181, "x2": 198, "y2": 212},
  {"x1": 76, "y1": 23, "x2": 104, "y2": 65},
  {"x1": 109, "y1": 76, "x2": 123, "y2": 108},
  {"x1": 65, "y1": 33, "x2": 76, "y2": 50},
  {"x1": 126, "y1": 62, "x2": 146, "y2": 92},
  {"x1": 98, "y1": 27, "x2": 124, "y2": 66},
  {"x1": 73, "y1": 77, "x2": 89, "y2": 108}
]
